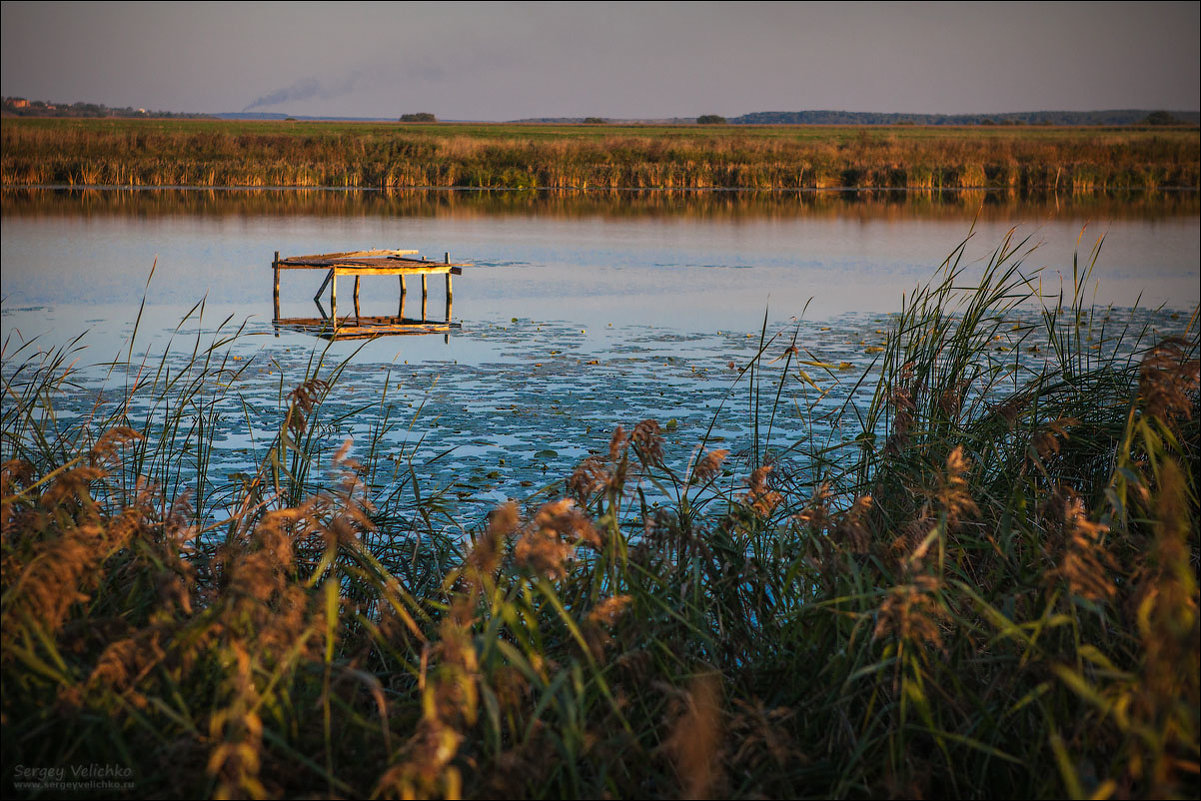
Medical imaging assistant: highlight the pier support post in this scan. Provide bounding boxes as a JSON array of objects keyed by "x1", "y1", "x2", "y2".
[
  {"x1": 444, "y1": 253, "x2": 453, "y2": 321},
  {"x1": 272, "y1": 251, "x2": 280, "y2": 323},
  {"x1": 399, "y1": 276, "x2": 406, "y2": 319},
  {"x1": 330, "y1": 274, "x2": 337, "y2": 321},
  {"x1": 421, "y1": 274, "x2": 428, "y2": 321},
  {"x1": 353, "y1": 275, "x2": 361, "y2": 321}
]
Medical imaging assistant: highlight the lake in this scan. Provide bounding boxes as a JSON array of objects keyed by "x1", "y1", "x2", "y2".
[{"x1": 2, "y1": 188, "x2": 1198, "y2": 522}]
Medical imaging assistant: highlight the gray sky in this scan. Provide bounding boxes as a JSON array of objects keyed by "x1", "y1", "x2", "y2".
[{"x1": 2, "y1": 1, "x2": 1198, "y2": 119}]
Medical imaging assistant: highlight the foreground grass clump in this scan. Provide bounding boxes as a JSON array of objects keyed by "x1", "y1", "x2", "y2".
[
  {"x1": 2, "y1": 117, "x2": 1198, "y2": 190},
  {"x1": 2, "y1": 241, "x2": 1198, "y2": 799}
]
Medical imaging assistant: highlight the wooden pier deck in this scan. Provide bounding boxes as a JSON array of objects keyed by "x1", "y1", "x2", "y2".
[{"x1": 272, "y1": 248, "x2": 472, "y2": 339}]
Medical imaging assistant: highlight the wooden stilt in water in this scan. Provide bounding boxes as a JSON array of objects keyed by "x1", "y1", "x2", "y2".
[
  {"x1": 330, "y1": 274, "x2": 337, "y2": 321},
  {"x1": 314, "y1": 269, "x2": 334, "y2": 317},
  {"x1": 421, "y1": 274, "x2": 428, "y2": 321},
  {"x1": 444, "y1": 252, "x2": 453, "y2": 320},
  {"x1": 399, "y1": 275, "x2": 406, "y2": 318},
  {"x1": 272, "y1": 250, "x2": 281, "y2": 322},
  {"x1": 353, "y1": 276, "x2": 361, "y2": 321}
]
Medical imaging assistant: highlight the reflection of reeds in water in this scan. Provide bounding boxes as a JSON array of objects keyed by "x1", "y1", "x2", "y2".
[
  {"x1": 3, "y1": 119, "x2": 1199, "y2": 190},
  {"x1": 4, "y1": 185, "x2": 1201, "y2": 223},
  {"x1": 1, "y1": 235, "x2": 1198, "y2": 798}
]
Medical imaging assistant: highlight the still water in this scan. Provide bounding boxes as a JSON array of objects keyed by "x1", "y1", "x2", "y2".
[{"x1": 2, "y1": 189, "x2": 1198, "y2": 519}]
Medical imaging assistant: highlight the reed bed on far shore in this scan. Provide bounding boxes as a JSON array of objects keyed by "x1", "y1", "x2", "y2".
[
  {"x1": 2, "y1": 235, "x2": 1198, "y2": 799},
  {"x1": 3, "y1": 118, "x2": 1198, "y2": 190},
  {"x1": 5, "y1": 184, "x2": 1200, "y2": 223}
]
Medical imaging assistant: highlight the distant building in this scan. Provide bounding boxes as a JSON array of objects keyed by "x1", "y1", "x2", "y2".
[{"x1": 10, "y1": 98, "x2": 29, "y2": 108}]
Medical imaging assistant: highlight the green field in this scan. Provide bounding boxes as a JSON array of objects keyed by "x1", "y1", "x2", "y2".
[{"x1": 3, "y1": 117, "x2": 1198, "y2": 190}]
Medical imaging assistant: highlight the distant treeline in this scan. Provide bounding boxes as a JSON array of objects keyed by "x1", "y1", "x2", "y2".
[
  {"x1": 1, "y1": 96, "x2": 212, "y2": 119},
  {"x1": 733, "y1": 109, "x2": 1201, "y2": 126},
  {"x1": 3, "y1": 118, "x2": 1198, "y2": 191}
]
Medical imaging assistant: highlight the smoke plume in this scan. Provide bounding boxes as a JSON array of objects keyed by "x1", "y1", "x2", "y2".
[{"x1": 243, "y1": 73, "x2": 360, "y2": 112}]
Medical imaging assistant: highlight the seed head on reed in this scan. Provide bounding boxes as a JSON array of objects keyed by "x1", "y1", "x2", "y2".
[
  {"x1": 585, "y1": 594, "x2": 633, "y2": 657},
  {"x1": 994, "y1": 389, "x2": 1032, "y2": 429},
  {"x1": 88, "y1": 425, "x2": 143, "y2": 467},
  {"x1": 631, "y1": 419, "x2": 665, "y2": 467},
  {"x1": 663, "y1": 672, "x2": 725, "y2": 800},
  {"x1": 1138, "y1": 336, "x2": 1199, "y2": 426},
  {"x1": 937, "y1": 446, "x2": 977, "y2": 529},
  {"x1": 206, "y1": 641, "x2": 267, "y2": 800},
  {"x1": 873, "y1": 574, "x2": 947, "y2": 651},
  {"x1": 834, "y1": 494, "x2": 874, "y2": 554},
  {"x1": 1052, "y1": 493, "x2": 1116, "y2": 602},
  {"x1": 2, "y1": 465, "x2": 135, "y2": 649},
  {"x1": 743, "y1": 466, "x2": 782, "y2": 518},
  {"x1": 513, "y1": 499, "x2": 600, "y2": 579},
  {"x1": 431, "y1": 598, "x2": 480, "y2": 724},
  {"x1": 588, "y1": 594, "x2": 633, "y2": 628},
  {"x1": 886, "y1": 362, "x2": 917, "y2": 453},
  {"x1": 795, "y1": 482, "x2": 833, "y2": 532},
  {"x1": 938, "y1": 377, "x2": 970, "y2": 419},
  {"x1": 376, "y1": 718, "x2": 464, "y2": 799},
  {"x1": 86, "y1": 632, "x2": 165, "y2": 710},
  {"x1": 1124, "y1": 459, "x2": 1199, "y2": 796},
  {"x1": 285, "y1": 377, "x2": 329, "y2": 437},
  {"x1": 568, "y1": 454, "x2": 609, "y2": 502},
  {"x1": 377, "y1": 595, "x2": 479, "y2": 799},
  {"x1": 692, "y1": 448, "x2": 729, "y2": 485},
  {"x1": 1032, "y1": 416, "x2": 1078, "y2": 460},
  {"x1": 608, "y1": 424, "x2": 628, "y2": 462},
  {"x1": 213, "y1": 506, "x2": 326, "y2": 659},
  {"x1": 0, "y1": 459, "x2": 34, "y2": 528},
  {"x1": 468, "y1": 501, "x2": 518, "y2": 577},
  {"x1": 568, "y1": 425, "x2": 633, "y2": 502}
]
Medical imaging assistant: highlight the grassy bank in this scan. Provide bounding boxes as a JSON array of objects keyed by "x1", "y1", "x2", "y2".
[
  {"x1": 3, "y1": 118, "x2": 1198, "y2": 190},
  {"x1": 2, "y1": 238, "x2": 1199, "y2": 799}
]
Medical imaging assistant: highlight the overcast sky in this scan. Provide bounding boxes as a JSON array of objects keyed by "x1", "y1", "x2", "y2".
[{"x1": 2, "y1": 1, "x2": 1198, "y2": 119}]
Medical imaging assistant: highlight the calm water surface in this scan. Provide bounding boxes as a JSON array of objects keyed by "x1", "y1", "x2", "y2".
[{"x1": 3, "y1": 189, "x2": 1197, "y2": 519}]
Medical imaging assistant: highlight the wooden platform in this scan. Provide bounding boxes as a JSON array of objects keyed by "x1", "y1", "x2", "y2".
[{"x1": 272, "y1": 248, "x2": 472, "y2": 336}]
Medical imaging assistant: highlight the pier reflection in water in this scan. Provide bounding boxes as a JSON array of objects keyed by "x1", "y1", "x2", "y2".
[{"x1": 272, "y1": 315, "x2": 460, "y2": 341}]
